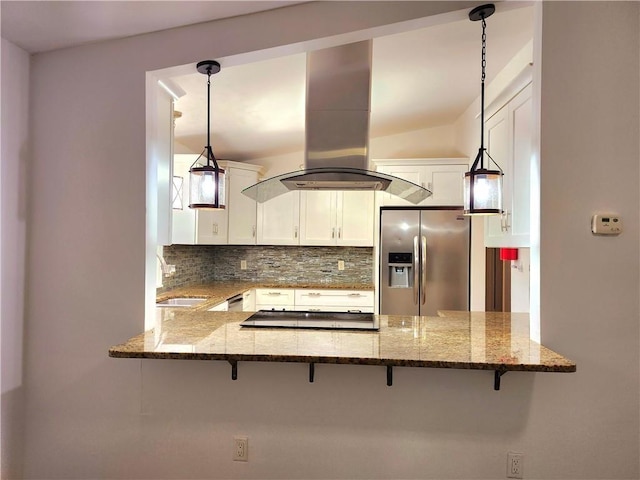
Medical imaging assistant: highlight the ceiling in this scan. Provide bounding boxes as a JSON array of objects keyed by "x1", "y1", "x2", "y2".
[
  {"x1": 0, "y1": 1, "x2": 306, "y2": 53},
  {"x1": 1, "y1": 1, "x2": 533, "y2": 162},
  {"x1": 170, "y1": 5, "x2": 533, "y2": 159}
]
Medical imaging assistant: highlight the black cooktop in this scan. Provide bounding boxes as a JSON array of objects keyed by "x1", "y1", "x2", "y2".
[{"x1": 240, "y1": 310, "x2": 379, "y2": 331}]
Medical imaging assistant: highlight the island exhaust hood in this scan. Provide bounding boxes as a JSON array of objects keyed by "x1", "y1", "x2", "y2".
[{"x1": 242, "y1": 40, "x2": 432, "y2": 204}]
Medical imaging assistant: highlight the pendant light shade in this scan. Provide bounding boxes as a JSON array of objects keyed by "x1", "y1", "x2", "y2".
[
  {"x1": 189, "y1": 157, "x2": 226, "y2": 208},
  {"x1": 463, "y1": 4, "x2": 503, "y2": 216},
  {"x1": 464, "y1": 162, "x2": 502, "y2": 214},
  {"x1": 189, "y1": 60, "x2": 226, "y2": 210}
]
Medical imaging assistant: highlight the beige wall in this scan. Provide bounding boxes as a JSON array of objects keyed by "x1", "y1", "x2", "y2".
[{"x1": 3, "y1": 2, "x2": 639, "y2": 478}]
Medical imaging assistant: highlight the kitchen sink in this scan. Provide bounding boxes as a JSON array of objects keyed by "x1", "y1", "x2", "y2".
[{"x1": 156, "y1": 297, "x2": 207, "y2": 307}]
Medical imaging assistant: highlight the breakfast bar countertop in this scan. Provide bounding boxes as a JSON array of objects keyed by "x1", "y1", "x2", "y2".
[{"x1": 109, "y1": 309, "x2": 576, "y2": 382}]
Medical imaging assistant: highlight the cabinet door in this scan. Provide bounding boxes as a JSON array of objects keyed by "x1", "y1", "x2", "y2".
[
  {"x1": 242, "y1": 290, "x2": 256, "y2": 312},
  {"x1": 484, "y1": 105, "x2": 510, "y2": 246},
  {"x1": 196, "y1": 208, "x2": 228, "y2": 244},
  {"x1": 208, "y1": 301, "x2": 229, "y2": 312},
  {"x1": 421, "y1": 164, "x2": 468, "y2": 206},
  {"x1": 509, "y1": 87, "x2": 532, "y2": 246},
  {"x1": 255, "y1": 288, "x2": 295, "y2": 306},
  {"x1": 484, "y1": 84, "x2": 532, "y2": 248},
  {"x1": 171, "y1": 155, "x2": 196, "y2": 244},
  {"x1": 257, "y1": 192, "x2": 300, "y2": 245},
  {"x1": 299, "y1": 191, "x2": 337, "y2": 245},
  {"x1": 376, "y1": 165, "x2": 425, "y2": 206},
  {"x1": 228, "y1": 168, "x2": 259, "y2": 245},
  {"x1": 337, "y1": 191, "x2": 374, "y2": 246},
  {"x1": 294, "y1": 289, "x2": 374, "y2": 309}
]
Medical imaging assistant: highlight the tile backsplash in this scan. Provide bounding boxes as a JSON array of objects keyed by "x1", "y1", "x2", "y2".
[{"x1": 159, "y1": 245, "x2": 374, "y2": 292}]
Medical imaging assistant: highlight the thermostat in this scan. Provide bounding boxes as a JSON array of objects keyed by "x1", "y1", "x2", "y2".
[{"x1": 591, "y1": 214, "x2": 622, "y2": 235}]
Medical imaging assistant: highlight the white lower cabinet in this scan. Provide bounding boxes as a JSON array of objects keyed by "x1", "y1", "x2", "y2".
[
  {"x1": 254, "y1": 288, "x2": 296, "y2": 311},
  {"x1": 242, "y1": 289, "x2": 256, "y2": 312},
  {"x1": 294, "y1": 289, "x2": 374, "y2": 313},
  {"x1": 208, "y1": 300, "x2": 229, "y2": 312},
  {"x1": 252, "y1": 288, "x2": 374, "y2": 312}
]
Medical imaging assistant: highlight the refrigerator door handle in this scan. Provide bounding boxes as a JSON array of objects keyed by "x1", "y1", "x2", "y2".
[
  {"x1": 413, "y1": 236, "x2": 419, "y2": 305},
  {"x1": 421, "y1": 235, "x2": 427, "y2": 305}
]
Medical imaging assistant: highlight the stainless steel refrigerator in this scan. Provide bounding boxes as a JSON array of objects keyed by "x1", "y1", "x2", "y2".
[{"x1": 379, "y1": 207, "x2": 470, "y2": 316}]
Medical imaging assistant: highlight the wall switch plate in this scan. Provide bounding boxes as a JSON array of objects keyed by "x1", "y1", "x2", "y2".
[
  {"x1": 338, "y1": 260, "x2": 345, "y2": 271},
  {"x1": 507, "y1": 452, "x2": 523, "y2": 479},
  {"x1": 591, "y1": 213, "x2": 622, "y2": 235},
  {"x1": 240, "y1": 260, "x2": 247, "y2": 270},
  {"x1": 233, "y1": 436, "x2": 248, "y2": 462}
]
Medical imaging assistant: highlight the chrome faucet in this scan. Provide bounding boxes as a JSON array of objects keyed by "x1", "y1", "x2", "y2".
[{"x1": 156, "y1": 253, "x2": 176, "y2": 277}]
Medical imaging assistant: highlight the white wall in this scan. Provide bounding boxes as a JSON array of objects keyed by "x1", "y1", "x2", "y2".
[
  {"x1": 370, "y1": 123, "x2": 461, "y2": 159},
  {"x1": 510, "y1": 248, "x2": 530, "y2": 313},
  {"x1": 1, "y1": 38, "x2": 30, "y2": 480},
  {"x1": 11, "y1": 2, "x2": 640, "y2": 479},
  {"x1": 241, "y1": 122, "x2": 462, "y2": 178}
]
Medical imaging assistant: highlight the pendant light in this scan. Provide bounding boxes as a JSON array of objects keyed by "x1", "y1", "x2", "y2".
[
  {"x1": 463, "y1": 4, "x2": 503, "y2": 216},
  {"x1": 189, "y1": 60, "x2": 226, "y2": 209}
]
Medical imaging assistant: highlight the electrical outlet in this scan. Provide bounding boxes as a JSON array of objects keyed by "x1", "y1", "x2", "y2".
[
  {"x1": 233, "y1": 436, "x2": 248, "y2": 462},
  {"x1": 240, "y1": 260, "x2": 247, "y2": 270},
  {"x1": 507, "y1": 452, "x2": 523, "y2": 479},
  {"x1": 338, "y1": 260, "x2": 345, "y2": 271}
]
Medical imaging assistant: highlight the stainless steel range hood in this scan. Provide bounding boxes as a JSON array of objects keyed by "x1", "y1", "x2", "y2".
[{"x1": 242, "y1": 40, "x2": 431, "y2": 204}]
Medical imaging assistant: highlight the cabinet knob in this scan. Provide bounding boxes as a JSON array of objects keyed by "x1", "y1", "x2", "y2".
[
  {"x1": 332, "y1": 227, "x2": 336, "y2": 239},
  {"x1": 338, "y1": 227, "x2": 341, "y2": 239},
  {"x1": 294, "y1": 226, "x2": 298, "y2": 238}
]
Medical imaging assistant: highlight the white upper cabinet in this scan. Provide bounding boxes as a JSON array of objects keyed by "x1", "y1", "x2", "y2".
[
  {"x1": 257, "y1": 191, "x2": 301, "y2": 245},
  {"x1": 484, "y1": 83, "x2": 532, "y2": 248},
  {"x1": 299, "y1": 191, "x2": 335, "y2": 245},
  {"x1": 170, "y1": 156, "x2": 262, "y2": 245},
  {"x1": 299, "y1": 191, "x2": 374, "y2": 246},
  {"x1": 227, "y1": 166, "x2": 262, "y2": 245},
  {"x1": 171, "y1": 154, "x2": 197, "y2": 244},
  {"x1": 336, "y1": 191, "x2": 374, "y2": 246},
  {"x1": 196, "y1": 197, "x2": 229, "y2": 244},
  {"x1": 374, "y1": 159, "x2": 469, "y2": 207}
]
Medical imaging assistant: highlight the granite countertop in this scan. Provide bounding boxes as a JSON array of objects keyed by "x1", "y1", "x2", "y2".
[
  {"x1": 109, "y1": 309, "x2": 576, "y2": 376},
  {"x1": 155, "y1": 281, "x2": 375, "y2": 311}
]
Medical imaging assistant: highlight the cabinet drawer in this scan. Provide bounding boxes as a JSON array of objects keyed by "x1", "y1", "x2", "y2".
[
  {"x1": 254, "y1": 288, "x2": 295, "y2": 306},
  {"x1": 294, "y1": 289, "x2": 374, "y2": 308},
  {"x1": 254, "y1": 304, "x2": 296, "y2": 312},
  {"x1": 299, "y1": 305, "x2": 375, "y2": 313}
]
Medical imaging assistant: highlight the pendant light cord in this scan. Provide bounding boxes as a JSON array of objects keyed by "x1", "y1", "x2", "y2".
[
  {"x1": 206, "y1": 70, "x2": 213, "y2": 167},
  {"x1": 479, "y1": 16, "x2": 487, "y2": 169}
]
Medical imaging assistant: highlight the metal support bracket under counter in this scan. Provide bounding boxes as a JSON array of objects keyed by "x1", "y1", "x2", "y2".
[{"x1": 109, "y1": 310, "x2": 576, "y2": 391}]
